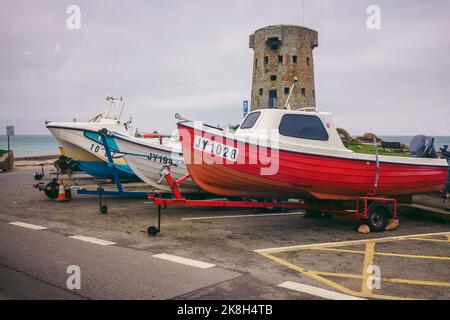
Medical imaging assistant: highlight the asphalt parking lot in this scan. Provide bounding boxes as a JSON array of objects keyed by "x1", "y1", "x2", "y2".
[{"x1": 0, "y1": 167, "x2": 449, "y2": 300}]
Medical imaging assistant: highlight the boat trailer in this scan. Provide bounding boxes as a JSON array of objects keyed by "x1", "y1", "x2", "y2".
[{"x1": 146, "y1": 166, "x2": 398, "y2": 236}]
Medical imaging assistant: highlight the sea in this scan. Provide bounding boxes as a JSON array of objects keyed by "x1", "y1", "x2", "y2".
[
  {"x1": 0, "y1": 135, "x2": 59, "y2": 157},
  {"x1": 0, "y1": 135, "x2": 449, "y2": 157}
]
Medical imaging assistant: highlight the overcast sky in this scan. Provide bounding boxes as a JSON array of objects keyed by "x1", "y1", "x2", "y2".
[{"x1": 0, "y1": 0, "x2": 449, "y2": 135}]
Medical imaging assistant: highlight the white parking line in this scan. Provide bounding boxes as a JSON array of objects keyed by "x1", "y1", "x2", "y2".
[
  {"x1": 68, "y1": 235, "x2": 116, "y2": 246},
  {"x1": 182, "y1": 212, "x2": 303, "y2": 221},
  {"x1": 255, "y1": 231, "x2": 450, "y2": 254},
  {"x1": 279, "y1": 281, "x2": 366, "y2": 300},
  {"x1": 153, "y1": 253, "x2": 216, "y2": 269},
  {"x1": 9, "y1": 222, "x2": 47, "y2": 230}
]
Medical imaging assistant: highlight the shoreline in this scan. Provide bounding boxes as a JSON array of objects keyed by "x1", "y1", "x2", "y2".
[
  {"x1": 14, "y1": 154, "x2": 59, "y2": 167},
  {"x1": 15, "y1": 154, "x2": 59, "y2": 161}
]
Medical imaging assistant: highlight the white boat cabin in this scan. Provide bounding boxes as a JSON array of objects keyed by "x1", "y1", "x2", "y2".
[{"x1": 235, "y1": 108, "x2": 352, "y2": 154}]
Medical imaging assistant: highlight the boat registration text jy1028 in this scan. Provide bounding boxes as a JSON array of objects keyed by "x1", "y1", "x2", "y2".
[{"x1": 194, "y1": 135, "x2": 238, "y2": 162}]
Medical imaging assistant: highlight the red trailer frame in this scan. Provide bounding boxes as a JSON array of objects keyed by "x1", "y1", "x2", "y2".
[{"x1": 146, "y1": 169, "x2": 397, "y2": 236}]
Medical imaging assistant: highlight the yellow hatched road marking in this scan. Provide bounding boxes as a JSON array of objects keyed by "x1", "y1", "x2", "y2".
[
  {"x1": 260, "y1": 252, "x2": 417, "y2": 300},
  {"x1": 257, "y1": 231, "x2": 450, "y2": 300}
]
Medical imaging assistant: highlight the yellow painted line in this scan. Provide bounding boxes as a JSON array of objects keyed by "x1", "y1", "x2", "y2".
[
  {"x1": 259, "y1": 252, "x2": 416, "y2": 300},
  {"x1": 375, "y1": 252, "x2": 450, "y2": 261},
  {"x1": 361, "y1": 242, "x2": 376, "y2": 295},
  {"x1": 313, "y1": 271, "x2": 362, "y2": 280},
  {"x1": 301, "y1": 247, "x2": 450, "y2": 261},
  {"x1": 406, "y1": 237, "x2": 449, "y2": 243},
  {"x1": 254, "y1": 231, "x2": 450, "y2": 254},
  {"x1": 382, "y1": 278, "x2": 450, "y2": 287},
  {"x1": 308, "y1": 271, "x2": 450, "y2": 288}
]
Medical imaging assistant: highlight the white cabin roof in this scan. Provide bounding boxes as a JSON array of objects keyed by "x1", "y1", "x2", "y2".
[{"x1": 235, "y1": 108, "x2": 351, "y2": 153}]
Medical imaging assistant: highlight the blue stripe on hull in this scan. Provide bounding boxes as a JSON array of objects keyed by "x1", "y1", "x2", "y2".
[{"x1": 78, "y1": 161, "x2": 140, "y2": 181}]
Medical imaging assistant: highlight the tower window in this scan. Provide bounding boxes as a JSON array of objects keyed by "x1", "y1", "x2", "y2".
[
  {"x1": 255, "y1": 58, "x2": 258, "y2": 67},
  {"x1": 259, "y1": 88, "x2": 263, "y2": 96},
  {"x1": 306, "y1": 57, "x2": 310, "y2": 65},
  {"x1": 292, "y1": 55, "x2": 298, "y2": 64},
  {"x1": 301, "y1": 88, "x2": 306, "y2": 96},
  {"x1": 270, "y1": 75, "x2": 277, "y2": 81},
  {"x1": 284, "y1": 87, "x2": 290, "y2": 95},
  {"x1": 264, "y1": 56, "x2": 268, "y2": 64},
  {"x1": 266, "y1": 37, "x2": 281, "y2": 50},
  {"x1": 278, "y1": 55, "x2": 283, "y2": 63},
  {"x1": 312, "y1": 90, "x2": 315, "y2": 97}
]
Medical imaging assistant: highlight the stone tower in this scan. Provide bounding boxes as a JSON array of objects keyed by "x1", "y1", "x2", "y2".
[{"x1": 249, "y1": 25, "x2": 318, "y2": 111}]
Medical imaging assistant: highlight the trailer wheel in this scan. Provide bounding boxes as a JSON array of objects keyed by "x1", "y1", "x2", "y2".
[
  {"x1": 366, "y1": 202, "x2": 391, "y2": 232},
  {"x1": 147, "y1": 226, "x2": 159, "y2": 236},
  {"x1": 44, "y1": 181, "x2": 60, "y2": 199},
  {"x1": 100, "y1": 205, "x2": 108, "y2": 214}
]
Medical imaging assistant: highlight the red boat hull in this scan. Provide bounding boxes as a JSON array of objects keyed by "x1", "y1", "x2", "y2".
[{"x1": 177, "y1": 123, "x2": 448, "y2": 200}]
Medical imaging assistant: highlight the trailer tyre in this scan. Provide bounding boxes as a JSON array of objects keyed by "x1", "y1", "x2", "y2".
[
  {"x1": 366, "y1": 202, "x2": 391, "y2": 232},
  {"x1": 44, "y1": 181, "x2": 60, "y2": 199}
]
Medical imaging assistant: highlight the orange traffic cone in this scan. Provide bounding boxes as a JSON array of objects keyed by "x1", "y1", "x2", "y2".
[{"x1": 56, "y1": 180, "x2": 69, "y2": 202}]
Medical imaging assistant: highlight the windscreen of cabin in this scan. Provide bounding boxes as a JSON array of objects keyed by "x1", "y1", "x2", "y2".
[
  {"x1": 240, "y1": 112, "x2": 261, "y2": 129},
  {"x1": 279, "y1": 114, "x2": 329, "y2": 141}
]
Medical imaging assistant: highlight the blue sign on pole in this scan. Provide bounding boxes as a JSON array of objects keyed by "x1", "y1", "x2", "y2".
[{"x1": 243, "y1": 101, "x2": 249, "y2": 118}]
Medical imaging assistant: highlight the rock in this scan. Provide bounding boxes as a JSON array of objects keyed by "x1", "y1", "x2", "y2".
[
  {"x1": 358, "y1": 224, "x2": 370, "y2": 234},
  {"x1": 385, "y1": 219, "x2": 399, "y2": 231}
]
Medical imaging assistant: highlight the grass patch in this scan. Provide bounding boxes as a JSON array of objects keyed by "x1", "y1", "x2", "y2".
[{"x1": 344, "y1": 143, "x2": 409, "y2": 157}]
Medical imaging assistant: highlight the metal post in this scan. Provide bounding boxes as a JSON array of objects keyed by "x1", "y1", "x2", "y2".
[
  {"x1": 7, "y1": 135, "x2": 10, "y2": 152},
  {"x1": 157, "y1": 205, "x2": 161, "y2": 232}
]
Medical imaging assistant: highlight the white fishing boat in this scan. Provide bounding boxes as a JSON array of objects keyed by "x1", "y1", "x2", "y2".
[
  {"x1": 46, "y1": 97, "x2": 139, "y2": 180},
  {"x1": 111, "y1": 132, "x2": 201, "y2": 193}
]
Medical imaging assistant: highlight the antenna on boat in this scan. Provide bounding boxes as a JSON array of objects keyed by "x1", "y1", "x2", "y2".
[{"x1": 284, "y1": 77, "x2": 298, "y2": 110}]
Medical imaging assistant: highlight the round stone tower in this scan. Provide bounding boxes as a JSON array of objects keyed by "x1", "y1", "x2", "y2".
[{"x1": 249, "y1": 25, "x2": 318, "y2": 111}]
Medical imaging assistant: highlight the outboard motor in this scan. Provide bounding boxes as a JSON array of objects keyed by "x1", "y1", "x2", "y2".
[
  {"x1": 440, "y1": 145, "x2": 450, "y2": 195},
  {"x1": 409, "y1": 135, "x2": 438, "y2": 159}
]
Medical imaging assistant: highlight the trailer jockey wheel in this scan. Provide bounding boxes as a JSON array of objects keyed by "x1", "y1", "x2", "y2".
[
  {"x1": 100, "y1": 205, "x2": 108, "y2": 214},
  {"x1": 147, "y1": 226, "x2": 159, "y2": 236},
  {"x1": 366, "y1": 202, "x2": 391, "y2": 232}
]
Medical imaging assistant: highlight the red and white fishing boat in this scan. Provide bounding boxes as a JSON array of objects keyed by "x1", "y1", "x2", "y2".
[{"x1": 176, "y1": 109, "x2": 448, "y2": 200}]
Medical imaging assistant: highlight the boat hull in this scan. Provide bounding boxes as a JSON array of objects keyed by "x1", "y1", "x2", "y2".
[
  {"x1": 113, "y1": 134, "x2": 201, "y2": 193},
  {"x1": 47, "y1": 126, "x2": 139, "y2": 181},
  {"x1": 177, "y1": 123, "x2": 448, "y2": 200}
]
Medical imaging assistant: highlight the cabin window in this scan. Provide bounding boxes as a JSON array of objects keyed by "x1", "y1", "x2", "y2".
[
  {"x1": 292, "y1": 55, "x2": 298, "y2": 64},
  {"x1": 278, "y1": 55, "x2": 283, "y2": 63},
  {"x1": 241, "y1": 112, "x2": 261, "y2": 129},
  {"x1": 270, "y1": 75, "x2": 277, "y2": 81},
  {"x1": 279, "y1": 114, "x2": 329, "y2": 141}
]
